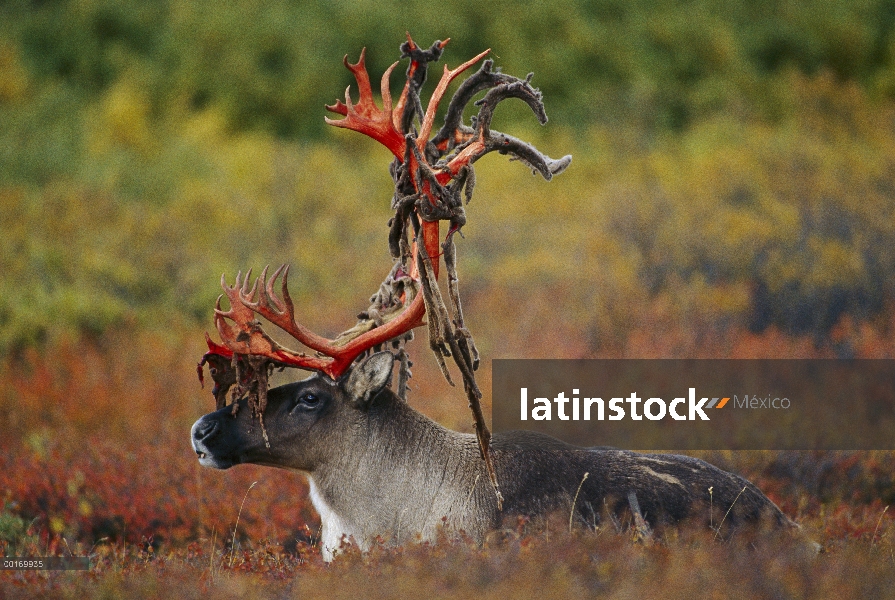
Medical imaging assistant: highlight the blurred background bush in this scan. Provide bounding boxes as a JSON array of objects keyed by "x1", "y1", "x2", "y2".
[{"x1": 1, "y1": 0, "x2": 894, "y2": 359}]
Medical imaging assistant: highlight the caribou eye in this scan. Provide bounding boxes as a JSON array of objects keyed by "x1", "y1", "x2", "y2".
[
  {"x1": 289, "y1": 391, "x2": 324, "y2": 414},
  {"x1": 298, "y1": 393, "x2": 319, "y2": 407}
]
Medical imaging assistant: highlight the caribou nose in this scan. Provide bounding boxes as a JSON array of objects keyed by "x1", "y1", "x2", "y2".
[{"x1": 193, "y1": 418, "x2": 220, "y2": 444}]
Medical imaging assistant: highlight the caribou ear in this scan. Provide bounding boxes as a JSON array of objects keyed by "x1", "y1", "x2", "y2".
[{"x1": 344, "y1": 352, "x2": 395, "y2": 408}]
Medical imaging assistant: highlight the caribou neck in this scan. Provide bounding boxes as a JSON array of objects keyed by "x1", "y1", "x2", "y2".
[{"x1": 307, "y1": 390, "x2": 490, "y2": 554}]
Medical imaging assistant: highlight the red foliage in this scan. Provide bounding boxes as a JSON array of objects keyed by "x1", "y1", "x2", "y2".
[{"x1": 0, "y1": 331, "x2": 318, "y2": 550}]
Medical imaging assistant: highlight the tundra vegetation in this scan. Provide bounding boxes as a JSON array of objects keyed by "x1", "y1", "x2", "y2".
[{"x1": 3, "y1": 0, "x2": 895, "y2": 597}]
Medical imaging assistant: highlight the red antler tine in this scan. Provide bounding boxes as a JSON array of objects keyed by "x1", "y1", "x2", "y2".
[
  {"x1": 325, "y1": 50, "x2": 405, "y2": 159},
  {"x1": 240, "y1": 268, "x2": 261, "y2": 305},
  {"x1": 277, "y1": 264, "x2": 295, "y2": 319},
  {"x1": 345, "y1": 48, "x2": 375, "y2": 111}
]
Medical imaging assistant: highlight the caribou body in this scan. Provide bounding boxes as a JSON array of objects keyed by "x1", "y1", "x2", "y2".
[{"x1": 192, "y1": 352, "x2": 803, "y2": 560}]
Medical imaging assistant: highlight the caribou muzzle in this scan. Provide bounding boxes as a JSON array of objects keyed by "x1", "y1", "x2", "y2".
[{"x1": 191, "y1": 413, "x2": 237, "y2": 469}]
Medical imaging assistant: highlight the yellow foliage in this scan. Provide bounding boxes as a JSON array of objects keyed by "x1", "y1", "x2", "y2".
[
  {"x1": 0, "y1": 42, "x2": 29, "y2": 104},
  {"x1": 89, "y1": 77, "x2": 155, "y2": 156},
  {"x1": 806, "y1": 238, "x2": 865, "y2": 289}
]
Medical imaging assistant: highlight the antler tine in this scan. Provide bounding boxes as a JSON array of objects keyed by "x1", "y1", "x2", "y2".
[
  {"x1": 278, "y1": 264, "x2": 295, "y2": 318},
  {"x1": 234, "y1": 269, "x2": 245, "y2": 295},
  {"x1": 345, "y1": 49, "x2": 374, "y2": 111},
  {"x1": 213, "y1": 293, "x2": 244, "y2": 353},
  {"x1": 216, "y1": 272, "x2": 252, "y2": 321},
  {"x1": 237, "y1": 265, "x2": 266, "y2": 310},
  {"x1": 239, "y1": 267, "x2": 262, "y2": 306},
  {"x1": 264, "y1": 264, "x2": 289, "y2": 314},
  {"x1": 380, "y1": 61, "x2": 396, "y2": 114}
]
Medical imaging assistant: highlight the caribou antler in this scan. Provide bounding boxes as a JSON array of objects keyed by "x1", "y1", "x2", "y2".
[
  {"x1": 203, "y1": 258, "x2": 428, "y2": 447},
  {"x1": 199, "y1": 36, "x2": 572, "y2": 510},
  {"x1": 213, "y1": 261, "x2": 428, "y2": 381}
]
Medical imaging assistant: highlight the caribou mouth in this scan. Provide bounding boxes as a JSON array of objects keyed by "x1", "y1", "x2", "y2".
[{"x1": 194, "y1": 447, "x2": 236, "y2": 469}]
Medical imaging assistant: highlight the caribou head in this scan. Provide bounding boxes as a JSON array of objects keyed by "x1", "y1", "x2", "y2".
[{"x1": 192, "y1": 351, "x2": 396, "y2": 473}]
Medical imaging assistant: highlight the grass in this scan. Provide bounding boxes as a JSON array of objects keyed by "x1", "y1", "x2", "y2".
[{"x1": 2, "y1": 519, "x2": 895, "y2": 599}]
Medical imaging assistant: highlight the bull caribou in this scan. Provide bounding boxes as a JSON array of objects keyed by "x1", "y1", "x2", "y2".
[{"x1": 191, "y1": 37, "x2": 808, "y2": 560}]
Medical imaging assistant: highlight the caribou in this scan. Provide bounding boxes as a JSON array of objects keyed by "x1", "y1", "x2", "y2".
[
  {"x1": 193, "y1": 350, "x2": 805, "y2": 560},
  {"x1": 191, "y1": 37, "x2": 811, "y2": 560}
]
